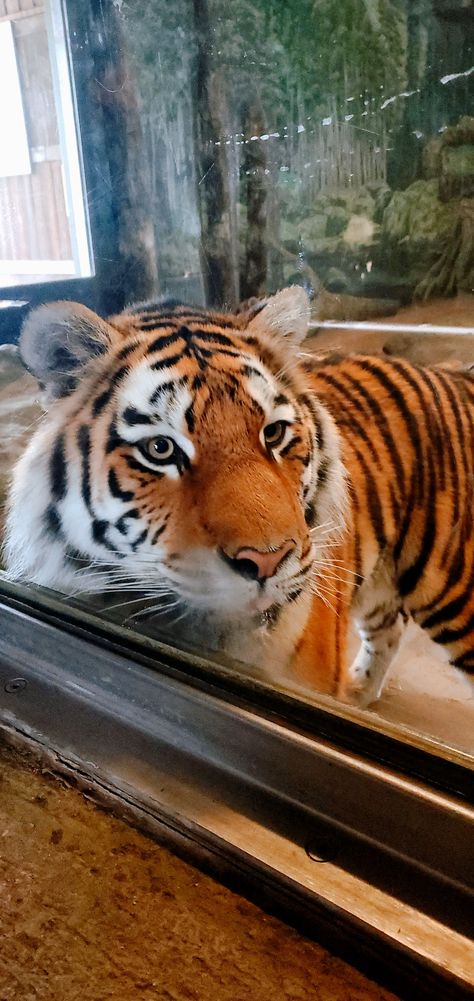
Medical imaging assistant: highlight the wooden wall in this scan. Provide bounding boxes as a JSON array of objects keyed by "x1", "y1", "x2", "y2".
[{"x1": 0, "y1": 2, "x2": 73, "y2": 281}]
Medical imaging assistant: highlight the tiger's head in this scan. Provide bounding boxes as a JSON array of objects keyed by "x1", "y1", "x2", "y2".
[{"x1": 4, "y1": 288, "x2": 347, "y2": 632}]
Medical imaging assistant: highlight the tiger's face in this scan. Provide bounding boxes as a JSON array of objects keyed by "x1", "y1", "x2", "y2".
[{"x1": 5, "y1": 288, "x2": 347, "y2": 630}]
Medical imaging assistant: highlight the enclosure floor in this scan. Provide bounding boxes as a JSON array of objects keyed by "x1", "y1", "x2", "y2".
[
  {"x1": 346, "y1": 620, "x2": 474, "y2": 756},
  {"x1": 0, "y1": 745, "x2": 397, "y2": 1001}
]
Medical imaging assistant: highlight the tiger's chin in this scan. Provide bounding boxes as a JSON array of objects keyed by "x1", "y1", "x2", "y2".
[
  {"x1": 175, "y1": 588, "x2": 286, "y2": 625},
  {"x1": 164, "y1": 584, "x2": 311, "y2": 678}
]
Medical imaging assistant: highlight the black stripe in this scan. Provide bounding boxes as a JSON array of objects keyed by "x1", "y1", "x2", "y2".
[
  {"x1": 116, "y1": 341, "x2": 139, "y2": 361},
  {"x1": 194, "y1": 330, "x2": 237, "y2": 348},
  {"x1": 147, "y1": 330, "x2": 182, "y2": 352},
  {"x1": 317, "y1": 372, "x2": 383, "y2": 469},
  {"x1": 125, "y1": 454, "x2": 164, "y2": 477},
  {"x1": 297, "y1": 392, "x2": 322, "y2": 452},
  {"x1": 288, "y1": 588, "x2": 303, "y2": 602},
  {"x1": 352, "y1": 491, "x2": 362, "y2": 580},
  {"x1": 433, "y1": 611, "x2": 474, "y2": 646},
  {"x1": 364, "y1": 608, "x2": 400, "y2": 636},
  {"x1": 414, "y1": 368, "x2": 447, "y2": 492},
  {"x1": 106, "y1": 417, "x2": 122, "y2": 454},
  {"x1": 333, "y1": 367, "x2": 407, "y2": 492},
  {"x1": 362, "y1": 359, "x2": 424, "y2": 475},
  {"x1": 122, "y1": 406, "x2": 153, "y2": 426},
  {"x1": 364, "y1": 603, "x2": 386, "y2": 622},
  {"x1": 451, "y1": 652, "x2": 474, "y2": 673},
  {"x1": 398, "y1": 450, "x2": 437, "y2": 597},
  {"x1": 422, "y1": 587, "x2": 472, "y2": 631},
  {"x1": 151, "y1": 524, "x2": 166, "y2": 544},
  {"x1": 44, "y1": 504, "x2": 62, "y2": 537},
  {"x1": 92, "y1": 518, "x2": 116, "y2": 552},
  {"x1": 185, "y1": 403, "x2": 195, "y2": 433},
  {"x1": 50, "y1": 434, "x2": 67, "y2": 501},
  {"x1": 241, "y1": 364, "x2": 267, "y2": 381},
  {"x1": 197, "y1": 345, "x2": 242, "y2": 361},
  {"x1": 150, "y1": 352, "x2": 184, "y2": 372},
  {"x1": 108, "y1": 467, "x2": 134, "y2": 502},
  {"x1": 317, "y1": 457, "x2": 331, "y2": 488},
  {"x1": 131, "y1": 528, "x2": 148, "y2": 552},
  {"x1": 139, "y1": 319, "x2": 179, "y2": 332},
  {"x1": 280, "y1": 435, "x2": 301, "y2": 457},
  {"x1": 304, "y1": 500, "x2": 317, "y2": 526},
  {"x1": 393, "y1": 470, "x2": 417, "y2": 564},
  {"x1": 150, "y1": 377, "x2": 187, "y2": 406},
  {"x1": 92, "y1": 366, "x2": 128, "y2": 416},
  {"x1": 435, "y1": 369, "x2": 466, "y2": 528},
  {"x1": 352, "y1": 442, "x2": 387, "y2": 546},
  {"x1": 116, "y1": 508, "x2": 141, "y2": 534},
  {"x1": 77, "y1": 424, "x2": 92, "y2": 511},
  {"x1": 416, "y1": 540, "x2": 465, "y2": 617}
]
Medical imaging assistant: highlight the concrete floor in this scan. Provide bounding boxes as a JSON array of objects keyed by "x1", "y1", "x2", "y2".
[{"x1": 0, "y1": 744, "x2": 398, "y2": 1001}]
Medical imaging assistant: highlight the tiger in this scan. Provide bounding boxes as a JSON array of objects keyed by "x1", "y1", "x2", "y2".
[{"x1": 3, "y1": 286, "x2": 474, "y2": 707}]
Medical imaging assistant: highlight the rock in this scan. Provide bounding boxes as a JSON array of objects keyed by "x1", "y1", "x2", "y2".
[
  {"x1": 343, "y1": 215, "x2": 377, "y2": 246},
  {"x1": 325, "y1": 267, "x2": 349, "y2": 292},
  {"x1": 373, "y1": 185, "x2": 392, "y2": 223},
  {"x1": 382, "y1": 179, "x2": 454, "y2": 245},
  {"x1": 439, "y1": 144, "x2": 474, "y2": 201},
  {"x1": 325, "y1": 207, "x2": 347, "y2": 237},
  {"x1": 299, "y1": 214, "x2": 327, "y2": 243},
  {"x1": 422, "y1": 138, "x2": 443, "y2": 180},
  {"x1": 311, "y1": 288, "x2": 399, "y2": 322}
]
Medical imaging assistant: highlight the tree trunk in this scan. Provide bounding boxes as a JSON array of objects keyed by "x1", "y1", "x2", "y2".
[
  {"x1": 192, "y1": 0, "x2": 239, "y2": 307},
  {"x1": 88, "y1": 0, "x2": 159, "y2": 311},
  {"x1": 240, "y1": 98, "x2": 268, "y2": 300}
]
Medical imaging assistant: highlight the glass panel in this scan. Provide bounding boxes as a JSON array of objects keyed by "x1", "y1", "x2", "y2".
[
  {"x1": 1, "y1": 0, "x2": 474, "y2": 763},
  {"x1": 0, "y1": 0, "x2": 91, "y2": 288}
]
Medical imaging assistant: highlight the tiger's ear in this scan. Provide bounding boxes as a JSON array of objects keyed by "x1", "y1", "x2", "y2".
[
  {"x1": 241, "y1": 286, "x2": 310, "y2": 346},
  {"x1": 20, "y1": 301, "x2": 114, "y2": 401}
]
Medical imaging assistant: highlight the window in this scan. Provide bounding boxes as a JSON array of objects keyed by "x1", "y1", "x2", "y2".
[
  {"x1": 0, "y1": 1, "x2": 91, "y2": 288},
  {"x1": 0, "y1": 2, "x2": 473, "y2": 993}
]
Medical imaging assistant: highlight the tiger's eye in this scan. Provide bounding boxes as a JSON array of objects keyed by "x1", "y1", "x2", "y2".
[
  {"x1": 145, "y1": 436, "x2": 175, "y2": 461},
  {"x1": 264, "y1": 421, "x2": 287, "y2": 448}
]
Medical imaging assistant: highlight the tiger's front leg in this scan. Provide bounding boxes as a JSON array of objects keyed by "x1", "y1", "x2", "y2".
[{"x1": 347, "y1": 554, "x2": 404, "y2": 708}]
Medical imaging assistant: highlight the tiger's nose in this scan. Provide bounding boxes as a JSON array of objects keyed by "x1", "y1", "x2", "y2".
[{"x1": 228, "y1": 540, "x2": 296, "y2": 582}]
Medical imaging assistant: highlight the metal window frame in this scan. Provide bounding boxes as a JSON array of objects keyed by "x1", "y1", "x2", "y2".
[
  {"x1": 0, "y1": 0, "x2": 103, "y2": 345},
  {"x1": 0, "y1": 581, "x2": 472, "y2": 1000},
  {"x1": 0, "y1": 0, "x2": 134, "y2": 344}
]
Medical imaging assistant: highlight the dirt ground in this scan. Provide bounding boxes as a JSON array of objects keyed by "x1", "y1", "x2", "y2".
[{"x1": 0, "y1": 744, "x2": 398, "y2": 1001}]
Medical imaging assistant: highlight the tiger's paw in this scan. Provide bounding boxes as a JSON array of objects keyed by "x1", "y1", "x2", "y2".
[{"x1": 344, "y1": 656, "x2": 384, "y2": 710}]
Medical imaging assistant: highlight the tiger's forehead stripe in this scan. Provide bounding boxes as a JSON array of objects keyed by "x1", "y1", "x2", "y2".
[
  {"x1": 117, "y1": 367, "x2": 195, "y2": 443},
  {"x1": 84, "y1": 306, "x2": 308, "y2": 466}
]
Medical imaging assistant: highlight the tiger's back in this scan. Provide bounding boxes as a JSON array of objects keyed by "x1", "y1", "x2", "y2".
[{"x1": 308, "y1": 353, "x2": 474, "y2": 702}]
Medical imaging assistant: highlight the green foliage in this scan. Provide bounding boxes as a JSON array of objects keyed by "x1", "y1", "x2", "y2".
[
  {"x1": 123, "y1": 0, "x2": 408, "y2": 131},
  {"x1": 124, "y1": 0, "x2": 195, "y2": 116}
]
